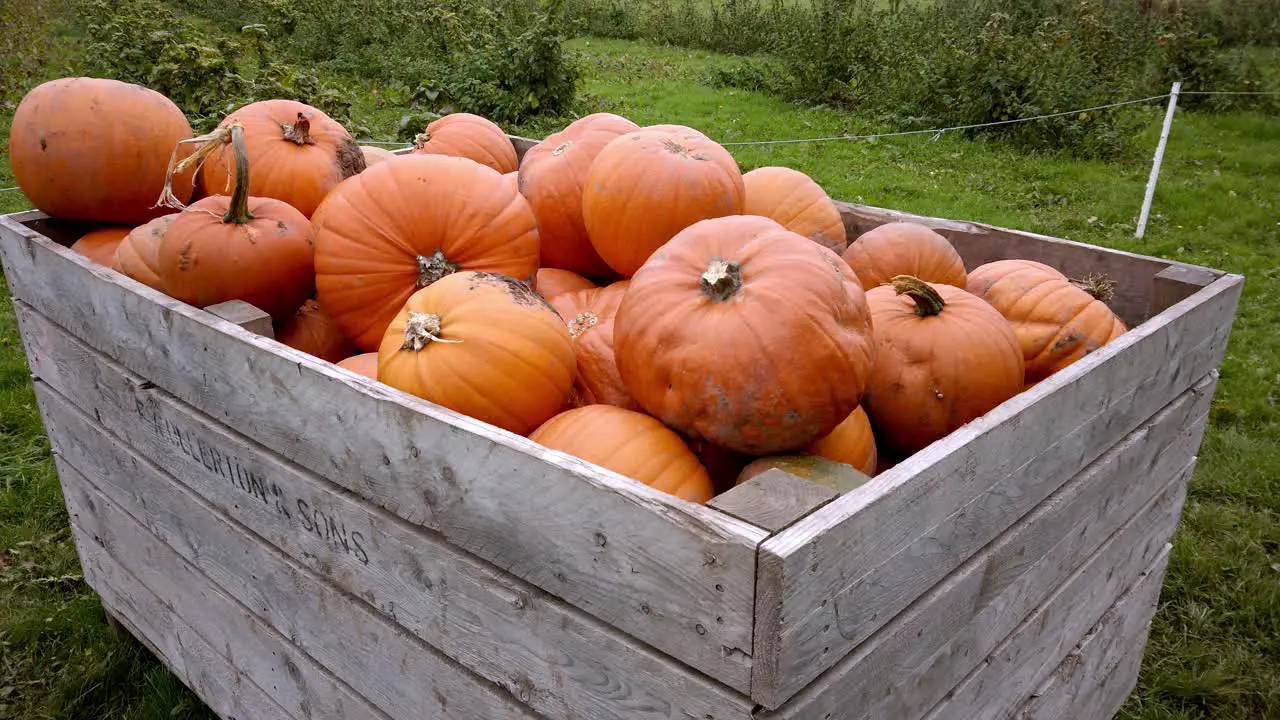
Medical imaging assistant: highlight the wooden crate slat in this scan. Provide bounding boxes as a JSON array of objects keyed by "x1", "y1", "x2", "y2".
[
  {"x1": 18, "y1": 304, "x2": 754, "y2": 720},
  {"x1": 36, "y1": 384, "x2": 541, "y2": 720},
  {"x1": 752, "y1": 272, "x2": 1240, "y2": 707},
  {"x1": 759, "y1": 376, "x2": 1211, "y2": 720},
  {"x1": 0, "y1": 214, "x2": 765, "y2": 691}
]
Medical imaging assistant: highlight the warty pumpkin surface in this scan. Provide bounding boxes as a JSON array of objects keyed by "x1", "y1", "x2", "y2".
[
  {"x1": 742, "y1": 166, "x2": 847, "y2": 253},
  {"x1": 71, "y1": 227, "x2": 130, "y2": 266},
  {"x1": 549, "y1": 281, "x2": 635, "y2": 410},
  {"x1": 804, "y1": 405, "x2": 878, "y2": 476},
  {"x1": 277, "y1": 299, "x2": 357, "y2": 363},
  {"x1": 535, "y1": 268, "x2": 596, "y2": 299},
  {"x1": 412, "y1": 113, "x2": 517, "y2": 174},
  {"x1": 843, "y1": 221, "x2": 968, "y2": 290},
  {"x1": 614, "y1": 215, "x2": 875, "y2": 455}
]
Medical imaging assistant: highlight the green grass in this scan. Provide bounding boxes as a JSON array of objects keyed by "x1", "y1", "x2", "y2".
[{"x1": 2, "y1": 12, "x2": 1278, "y2": 720}]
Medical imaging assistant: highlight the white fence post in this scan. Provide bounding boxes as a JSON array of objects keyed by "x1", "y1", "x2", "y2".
[{"x1": 1136, "y1": 81, "x2": 1181, "y2": 239}]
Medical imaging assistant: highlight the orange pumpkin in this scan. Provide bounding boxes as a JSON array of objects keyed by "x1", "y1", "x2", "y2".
[
  {"x1": 154, "y1": 124, "x2": 316, "y2": 321},
  {"x1": 863, "y1": 276, "x2": 1024, "y2": 455},
  {"x1": 582, "y1": 125, "x2": 744, "y2": 277},
  {"x1": 503, "y1": 171, "x2": 520, "y2": 194},
  {"x1": 548, "y1": 281, "x2": 635, "y2": 410},
  {"x1": 360, "y1": 145, "x2": 396, "y2": 167},
  {"x1": 199, "y1": 99, "x2": 364, "y2": 218},
  {"x1": 278, "y1": 299, "x2": 357, "y2": 363},
  {"x1": 411, "y1": 113, "x2": 517, "y2": 174},
  {"x1": 314, "y1": 154, "x2": 539, "y2": 350},
  {"x1": 967, "y1": 259, "x2": 1127, "y2": 383},
  {"x1": 336, "y1": 352, "x2": 378, "y2": 380},
  {"x1": 70, "y1": 227, "x2": 130, "y2": 266},
  {"x1": 113, "y1": 214, "x2": 177, "y2": 291},
  {"x1": 804, "y1": 405, "x2": 878, "y2": 476},
  {"x1": 9, "y1": 77, "x2": 196, "y2": 224},
  {"x1": 737, "y1": 454, "x2": 874, "y2": 493},
  {"x1": 519, "y1": 113, "x2": 640, "y2": 277},
  {"x1": 377, "y1": 271, "x2": 575, "y2": 436},
  {"x1": 742, "y1": 167, "x2": 846, "y2": 253},
  {"x1": 843, "y1": 222, "x2": 968, "y2": 291},
  {"x1": 535, "y1": 268, "x2": 596, "y2": 299},
  {"x1": 529, "y1": 405, "x2": 713, "y2": 503},
  {"x1": 615, "y1": 215, "x2": 875, "y2": 455}
]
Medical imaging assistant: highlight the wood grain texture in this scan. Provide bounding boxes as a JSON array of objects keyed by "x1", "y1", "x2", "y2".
[
  {"x1": 708, "y1": 470, "x2": 839, "y2": 533},
  {"x1": 752, "y1": 271, "x2": 1240, "y2": 707},
  {"x1": 1147, "y1": 264, "x2": 1221, "y2": 320},
  {"x1": 22, "y1": 309, "x2": 754, "y2": 720},
  {"x1": 37, "y1": 385, "x2": 540, "y2": 720},
  {"x1": 0, "y1": 215, "x2": 766, "y2": 691},
  {"x1": 758, "y1": 379, "x2": 1210, "y2": 720},
  {"x1": 203, "y1": 299, "x2": 274, "y2": 338}
]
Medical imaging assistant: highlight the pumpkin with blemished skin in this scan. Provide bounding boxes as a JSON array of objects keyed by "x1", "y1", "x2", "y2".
[
  {"x1": 336, "y1": 352, "x2": 378, "y2": 380},
  {"x1": 863, "y1": 276, "x2": 1024, "y2": 455},
  {"x1": 112, "y1": 214, "x2": 178, "y2": 291},
  {"x1": 377, "y1": 271, "x2": 575, "y2": 436},
  {"x1": 743, "y1": 167, "x2": 847, "y2": 253},
  {"x1": 412, "y1": 113, "x2": 517, "y2": 174},
  {"x1": 314, "y1": 154, "x2": 539, "y2": 350},
  {"x1": 804, "y1": 405, "x2": 878, "y2": 476},
  {"x1": 360, "y1": 146, "x2": 396, "y2": 167},
  {"x1": 71, "y1": 227, "x2": 130, "y2": 266},
  {"x1": 519, "y1": 113, "x2": 639, "y2": 277},
  {"x1": 583, "y1": 125, "x2": 744, "y2": 277},
  {"x1": 536, "y1": 268, "x2": 596, "y2": 299},
  {"x1": 529, "y1": 405, "x2": 714, "y2": 503},
  {"x1": 614, "y1": 215, "x2": 875, "y2": 455},
  {"x1": 199, "y1": 99, "x2": 364, "y2": 218},
  {"x1": 843, "y1": 222, "x2": 967, "y2": 291},
  {"x1": 548, "y1": 281, "x2": 635, "y2": 410},
  {"x1": 8, "y1": 77, "x2": 197, "y2": 225},
  {"x1": 966, "y1": 259, "x2": 1127, "y2": 383},
  {"x1": 278, "y1": 299, "x2": 357, "y2": 363}
]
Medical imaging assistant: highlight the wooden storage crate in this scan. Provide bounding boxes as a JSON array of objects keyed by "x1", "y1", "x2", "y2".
[{"x1": 0, "y1": 135, "x2": 1243, "y2": 720}]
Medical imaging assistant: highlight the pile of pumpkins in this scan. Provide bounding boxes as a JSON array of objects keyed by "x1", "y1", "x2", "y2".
[{"x1": 8, "y1": 77, "x2": 1128, "y2": 504}]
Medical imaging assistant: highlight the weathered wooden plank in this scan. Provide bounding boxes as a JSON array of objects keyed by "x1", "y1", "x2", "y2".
[
  {"x1": 708, "y1": 469, "x2": 839, "y2": 533},
  {"x1": 0, "y1": 214, "x2": 766, "y2": 691},
  {"x1": 1147, "y1": 264, "x2": 1220, "y2": 320},
  {"x1": 758, "y1": 379, "x2": 1210, "y2": 720},
  {"x1": 36, "y1": 385, "x2": 540, "y2": 720},
  {"x1": 203, "y1": 299, "x2": 274, "y2": 338},
  {"x1": 752, "y1": 272, "x2": 1240, "y2": 707},
  {"x1": 22, "y1": 309, "x2": 755, "y2": 720}
]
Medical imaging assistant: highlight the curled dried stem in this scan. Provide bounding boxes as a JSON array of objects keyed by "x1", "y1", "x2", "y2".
[{"x1": 401, "y1": 311, "x2": 462, "y2": 351}]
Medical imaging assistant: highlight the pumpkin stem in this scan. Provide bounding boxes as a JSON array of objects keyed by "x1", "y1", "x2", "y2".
[
  {"x1": 154, "y1": 125, "x2": 235, "y2": 211},
  {"x1": 567, "y1": 311, "x2": 599, "y2": 339},
  {"x1": 221, "y1": 124, "x2": 255, "y2": 225},
  {"x1": 400, "y1": 311, "x2": 462, "y2": 351},
  {"x1": 416, "y1": 250, "x2": 460, "y2": 288},
  {"x1": 1069, "y1": 273, "x2": 1117, "y2": 302},
  {"x1": 891, "y1": 275, "x2": 946, "y2": 317},
  {"x1": 282, "y1": 113, "x2": 314, "y2": 145},
  {"x1": 413, "y1": 131, "x2": 431, "y2": 150},
  {"x1": 700, "y1": 258, "x2": 743, "y2": 302}
]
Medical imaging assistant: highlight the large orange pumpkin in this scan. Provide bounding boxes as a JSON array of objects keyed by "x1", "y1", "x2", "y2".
[
  {"x1": 548, "y1": 281, "x2": 635, "y2": 410},
  {"x1": 529, "y1": 405, "x2": 714, "y2": 503},
  {"x1": 742, "y1": 167, "x2": 847, "y2": 253},
  {"x1": 582, "y1": 125, "x2": 744, "y2": 277},
  {"x1": 863, "y1": 276, "x2": 1024, "y2": 455},
  {"x1": 966, "y1": 259, "x2": 1127, "y2": 383},
  {"x1": 412, "y1": 113, "x2": 517, "y2": 174},
  {"x1": 843, "y1": 222, "x2": 968, "y2": 291},
  {"x1": 314, "y1": 154, "x2": 539, "y2": 350},
  {"x1": 336, "y1": 352, "x2": 378, "y2": 380},
  {"x1": 360, "y1": 145, "x2": 396, "y2": 167},
  {"x1": 519, "y1": 113, "x2": 640, "y2": 277},
  {"x1": 9, "y1": 77, "x2": 196, "y2": 224},
  {"x1": 535, "y1": 268, "x2": 596, "y2": 299},
  {"x1": 70, "y1": 227, "x2": 130, "y2": 266},
  {"x1": 198, "y1": 99, "x2": 364, "y2": 218},
  {"x1": 113, "y1": 214, "x2": 177, "y2": 291},
  {"x1": 804, "y1": 405, "x2": 878, "y2": 476},
  {"x1": 154, "y1": 124, "x2": 316, "y2": 321},
  {"x1": 377, "y1": 272, "x2": 575, "y2": 436},
  {"x1": 278, "y1": 299, "x2": 357, "y2": 363},
  {"x1": 615, "y1": 215, "x2": 875, "y2": 455}
]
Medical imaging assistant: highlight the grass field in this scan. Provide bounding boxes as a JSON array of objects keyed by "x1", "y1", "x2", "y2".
[{"x1": 1, "y1": 8, "x2": 1278, "y2": 720}]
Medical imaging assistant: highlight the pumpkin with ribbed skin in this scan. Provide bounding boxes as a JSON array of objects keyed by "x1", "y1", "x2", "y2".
[
  {"x1": 360, "y1": 146, "x2": 396, "y2": 167},
  {"x1": 536, "y1": 268, "x2": 596, "y2": 299},
  {"x1": 967, "y1": 259, "x2": 1127, "y2": 383},
  {"x1": 549, "y1": 281, "x2": 635, "y2": 410},
  {"x1": 113, "y1": 214, "x2": 178, "y2": 290},
  {"x1": 71, "y1": 227, "x2": 130, "y2": 266},
  {"x1": 804, "y1": 405, "x2": 877, "y2": 476},
  {"x1": 314, "y1": 154, "x2": 539, "y2": 350},
  {"x1": 583, "y1": 125, "x2": 744, "y2": 277},
  {"x1": 199, "y1": 99, "x2": 364, "y2": 218},
  {"x1": 412, "y1": 113, "x2": 517, "y2": 174},
  {"x1": 337, "y1": 352, "x2": 378, "y2": 379},
  {"x1": 278, "y1": 299, "x2": 356, "y2": 363},
  {"x1": 843, "y1": 222, "x2": 967, "y2": 291},
  {"x1": 9, "y1": 77, "x2": 196, "y2": 224},
  {"x1": 615, "y1": 215, "x2": 875, "y2": 455},
  {"x1": 530, "y1": 405, "x2": 713, "y2": 503},
  {"x1": 519, "y1": 113, "x2": 639, "y2": 277},
  {"x1": 864, "y1": 276, "x2": 1024, "y2": 455},
  {"x1": 743, "y1": 167, "x2": 846, "y2": 253},
  {"x1": 503, "y1": 171, "x2": 520, "y2": 194},
  {"x1": 378, "y1": 272, "x2": 575, "y2": 436}
]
